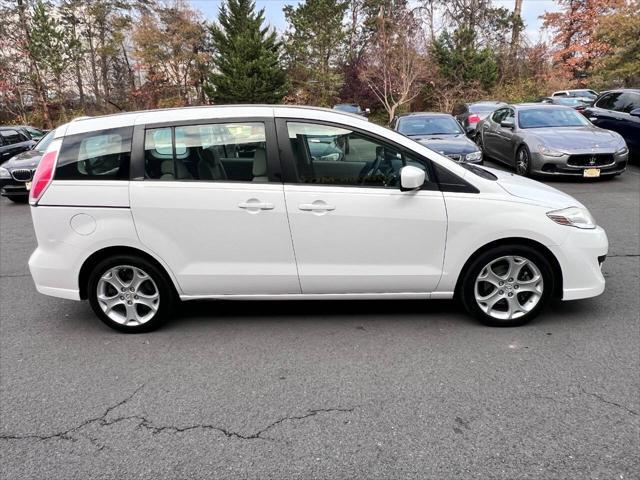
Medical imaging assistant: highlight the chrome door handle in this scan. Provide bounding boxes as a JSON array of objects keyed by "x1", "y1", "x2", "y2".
[
  {"x1": 299, "y1": 203, "x2": 335, "y2": 212},
  {"x1": 238, "y1": 200, "x2": 274, "y2": 211}
]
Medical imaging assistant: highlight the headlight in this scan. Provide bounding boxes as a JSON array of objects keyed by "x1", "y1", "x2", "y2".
[
  {"x1": 0, "y1": 167, "x2": 10, "y2": 179},
  {"x1": 615, "y1": 144, "x2": 629, "y2": 155},
  {"x1": 547, "y1": 206, "x2": 596, "y2": 229},
  {"x1": 538, "y1": 145, "x2": 565, "y2": 157},
  {"x1": 465, "y1": 151, "x2": 482, "y2": 162}
]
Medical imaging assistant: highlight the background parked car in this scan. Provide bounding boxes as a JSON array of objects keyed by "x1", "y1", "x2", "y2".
[
  {"x1": 475, "y1": 103, "x2": 628, "y2": 178},
  {"x1": 0, "y1": 126, "x2": 36, "y2": 164},
  {"x1": 452, "y1": 101, "x2": 507, "y2": 137},
  {"x1": 0, "y1": 130, "x2": 54, "y2": 203},
  {"x1": 538, "y1": 96, "x2": 589, "y2": 111},
  {"x1": 551, "y1": 89, "x2": 598, "y2": 106},
  {"x1": 333, "y1": 103, "x2": 370, "y2": 117},
  {"x1": 582, "y1": 88, "x2": 640, "y2": 162},
  {"x1": 393, "y1": 112, "x2": 482, "y2": 163}
]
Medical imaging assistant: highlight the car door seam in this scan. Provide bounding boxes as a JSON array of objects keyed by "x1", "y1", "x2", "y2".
[{"x1": 282, "y1": 185, "x2": 304, "y2": 294}]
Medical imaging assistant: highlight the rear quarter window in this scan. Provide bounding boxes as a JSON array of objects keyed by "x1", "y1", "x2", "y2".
[{"x1": 56, "y1": 127, "x2": 132, "y2": 180}]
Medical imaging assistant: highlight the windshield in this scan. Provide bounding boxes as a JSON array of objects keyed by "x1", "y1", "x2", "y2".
[
  {"x1": 518, "y1": 108, "x2": 591, "y2": 129},
  {"x1": 334, "y1": 104, "x2": 361, "y2": 113},
  {"x1": 397, "y1": 116, "x2": 463, "y2": 135},
  {"x1": 568, "y1": 90, "x2": 597, "y2": 99},
  {"x1": 35, "y1": 131, "x2": 54, "y2": 152}
]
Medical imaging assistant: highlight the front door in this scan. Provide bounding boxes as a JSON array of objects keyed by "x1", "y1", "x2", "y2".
[
  {"x1": 130, "y1": 120, "x2": 300, "y2": 296},
  {"x1": 277, "y1": 120, "x2": 447, "y2": 294}
]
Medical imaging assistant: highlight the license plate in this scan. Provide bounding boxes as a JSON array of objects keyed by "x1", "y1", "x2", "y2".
[
  {"x1": 25, "y1": 181, "x2": 32, "y2": 191},
  {"x1": 583, "y1": 168, "x2": 600, "y2": 178}
]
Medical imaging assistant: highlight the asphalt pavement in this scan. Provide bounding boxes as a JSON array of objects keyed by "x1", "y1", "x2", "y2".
[{"x1": 1, "y1": 163, "x2": 639, "y2": 479}]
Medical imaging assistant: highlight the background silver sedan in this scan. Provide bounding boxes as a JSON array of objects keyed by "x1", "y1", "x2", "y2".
[{"x1": 476, "y1": 104, "x2": 629, "y2": 178}]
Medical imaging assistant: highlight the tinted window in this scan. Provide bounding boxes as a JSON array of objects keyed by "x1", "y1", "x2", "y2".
[
  {"x1": 595, "y1": 92, "x2": 621, "y2": 110},
  {"x1": 397, "y1": 116, "x2": 463, "y2": 135},
  {"x1": 0, "y1": 129, "x2": 25, "y2": 145},
  {"x1": 491, "y1": 108, "x2": 508, "y2": 123},
  {"x1": 56, "y1": 127, "x2": 132, "y2": 180},
  {"x1": 567, "y1": 90, "x2": 597, "y2": 99},
  {"x1": 613, "y1": 92, "x2": 640, "y2": 113},
  {"x1": 287, "y1": 122, "x2": 430, "y2": 188},
  {"x1": 518, "y1": 108, "x2": 590, "y2": 129},
  {"x1": 144, "y1": 122, "x2": 269, "y2": 182}
]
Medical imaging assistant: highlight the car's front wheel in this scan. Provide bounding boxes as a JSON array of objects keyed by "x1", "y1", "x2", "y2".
[
  {"x1": 515, "y1": 146, "x2": 531, "y2": 176},
  {"x1": 87, "y1": 255, "x2": 174, "y2": 333},
  {"x1": 460, "y1": 245, "x2": 555, "y2": 327}
]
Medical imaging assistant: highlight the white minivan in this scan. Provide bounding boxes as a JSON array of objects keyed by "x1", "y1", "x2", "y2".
[{"x1": 28, "y1": 106, "x2": 608, "y2": 332}]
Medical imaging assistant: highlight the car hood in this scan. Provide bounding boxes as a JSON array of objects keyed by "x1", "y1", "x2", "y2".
[
  {"x1": 479, "y1": 166, "x2": 584, "y2": 209},
  {"x1": 410, "y1": 134, "x2": 478, "y2": 155},
  {"x1": 528, "y1": 127, "x2": 620, "y2": 151},
  {"x1": 3, "y1": 149, "x2": 42, "y2": 168}
]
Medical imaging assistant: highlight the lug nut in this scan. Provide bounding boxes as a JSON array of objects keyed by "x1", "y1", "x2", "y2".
[
  {"x1": 127, "y1": 301, "x2": 132, "y2": 305},
  {"x1": 120, "y1": 296, "x2": 124, "y2": 300},
  {"x1": 499, "y1": 281, "x2": 504, "y2": 286},
  {"x1": 514, "y1": 285, "x2": 519, "y2": 290},
  {"x1": 508, "y1": 292, "x2": 514, "y2": 297},
  {"x1": 121, "y1": 288, "x2": 125, "y2": 292},
  {"x1": 499, "y1": 290, "x2": 504, "y2": 295},
  {"x1": 508, "y1": 277, "x2": 514, "y2": 282},
  {"x1": 134, "y1": 295, "x2": 138, "y2": 299}
]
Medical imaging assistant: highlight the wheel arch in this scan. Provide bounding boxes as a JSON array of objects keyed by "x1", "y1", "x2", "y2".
[
  {"x1": 78, "y1": 246, "x2": 180, "y2": 300},
  {"x1": 453, "y1": 237, "x2": 563, "y2": 299}
]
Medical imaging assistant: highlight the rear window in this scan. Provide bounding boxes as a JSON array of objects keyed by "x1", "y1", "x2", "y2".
[{"x1": 56, "y1": 127, "x2": 132, "y2": 180}]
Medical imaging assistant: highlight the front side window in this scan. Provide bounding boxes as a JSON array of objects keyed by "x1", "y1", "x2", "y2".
[
  {"x1": 595, "y1": 92, "x2": 621, "y2": 110},
  {"x1": 0, "y1": 129, "x2": 24, "y2": 145},
  {"x1": 286, "y1": 122, "x2": 430, "y2": 188},
  {"x1": 144, "y1": 122, "x2": 268, "y2": 182},
  {"x1": 491, "y1": 109, "x2": 508, "y2": 123},
  {"x1": 56, "y1": 127, "x2": 132, "y2": 180}
]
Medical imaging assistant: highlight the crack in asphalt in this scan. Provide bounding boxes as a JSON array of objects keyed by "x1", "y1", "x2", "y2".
[
  {"x1": 0, "y1": 384, "x2": 357, "y2": 445},
  {"x1": 578, "y1": 385, "x2": 638, "y2": 416}
]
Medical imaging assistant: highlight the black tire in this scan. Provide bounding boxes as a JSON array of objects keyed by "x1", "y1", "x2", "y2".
[
  {"x1": 8, "y1": 196, "x2": 28, "y2": 204},
  {"x1": 515, "y1": 145, "x2": 531, "y2": 177},
  {"x1": 460, "y1": 244, "x2": 555, "y2": 327},
  {"x1": 87, "y1": 254, "x2": 175, "y2": 333}
]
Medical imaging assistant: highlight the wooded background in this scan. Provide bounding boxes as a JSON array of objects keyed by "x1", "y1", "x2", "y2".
[{"x1": 1, "y1": 0, "x2": 638, "y2": 127}]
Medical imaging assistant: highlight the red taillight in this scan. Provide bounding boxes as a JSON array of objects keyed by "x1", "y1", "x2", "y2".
[
  {"x1": 468, "y1": 114, "x2": 481, "y2": 123},
  {"x1": 30, "y1": 150, "x2": 57, "y2": 204}
]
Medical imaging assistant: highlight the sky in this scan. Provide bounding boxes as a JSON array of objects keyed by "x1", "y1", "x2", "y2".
[{"x1": 188, "y1": 0, "x2": 561, "y2": 42}]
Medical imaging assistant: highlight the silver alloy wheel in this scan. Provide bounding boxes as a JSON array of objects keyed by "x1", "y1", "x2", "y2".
[
  {"x1": 96, "y1": 265, "x2": 160, "y2": 326},
  {"x1": 474, "y1": 255, "x2": 544, "y2": 320},
  {"x1": 516, "y1": 149, "x2": 529, "y2": 175}
]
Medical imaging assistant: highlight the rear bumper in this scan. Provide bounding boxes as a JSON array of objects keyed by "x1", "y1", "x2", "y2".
[
  {"x1": 28, "y1": 246, "x2": 81, "y2": 300},
  {"x1": 550, "y1": 226, "x2": 608, "y2": 301}
]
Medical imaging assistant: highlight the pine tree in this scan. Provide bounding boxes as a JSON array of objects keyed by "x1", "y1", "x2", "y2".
[{"x1": 206, "y1": 0, "x2": 287, "y2": 104}]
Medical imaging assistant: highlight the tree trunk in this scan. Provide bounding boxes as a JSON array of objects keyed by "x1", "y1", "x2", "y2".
[
  {"x1": 86, "y1": 25, "x2": 101, "y2": 104},
  {"x1": 509, "y1": 0, "x2": 523, "y2": 64}
]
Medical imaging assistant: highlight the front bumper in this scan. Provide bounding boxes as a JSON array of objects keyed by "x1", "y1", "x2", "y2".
[
  {"x1": 549, "y1": 225, "x2": 608, "y2": 301},
  {"x1": 530, "y1": 151, "x2": 628, "y2": 177},
  {"x1": 0, "y1": 179, "x2": 29, "y2": 198}
]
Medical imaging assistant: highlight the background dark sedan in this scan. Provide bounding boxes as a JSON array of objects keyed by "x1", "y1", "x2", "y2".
[
  {"x1": 452, "y1": 101, "x2": 507, "y2": 137},
  {"x1": 0, "y1": 127, "x2": 36, "y2": 164},
  {"x1": 393, "y1": 112, "x2": 483, "y2": 163},
  {"x1": 583, "y1": 88, "x2": 640, "y2": 162},
  {"x1": 0, "y1": 130, "x2": 53, "y2": 202},
  {"x1": 539, "y1": 96, "x2": 589, "y2": 111}
]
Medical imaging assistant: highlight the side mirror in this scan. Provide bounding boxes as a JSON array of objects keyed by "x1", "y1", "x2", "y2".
[
  {"x1": 630, "y1": 108, "x2": 640, "y2": 118},
  {"x1": 500, "y1": 119, "x2": 515, "y2": 129},
  {"x1": 400, "y1": 165, "x2": 425, "y2": 191}
]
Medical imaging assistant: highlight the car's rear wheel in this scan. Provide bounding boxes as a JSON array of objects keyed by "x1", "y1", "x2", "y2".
[
  {"x1": 460, "y1": 245, "x2": 555, "y2": 327},
  {"x1": 515, "y1": 146, "x2": 531, "y2": 176},
  {"x1": 87, "y1": 255, "x2": 174, "y2": 333}
]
